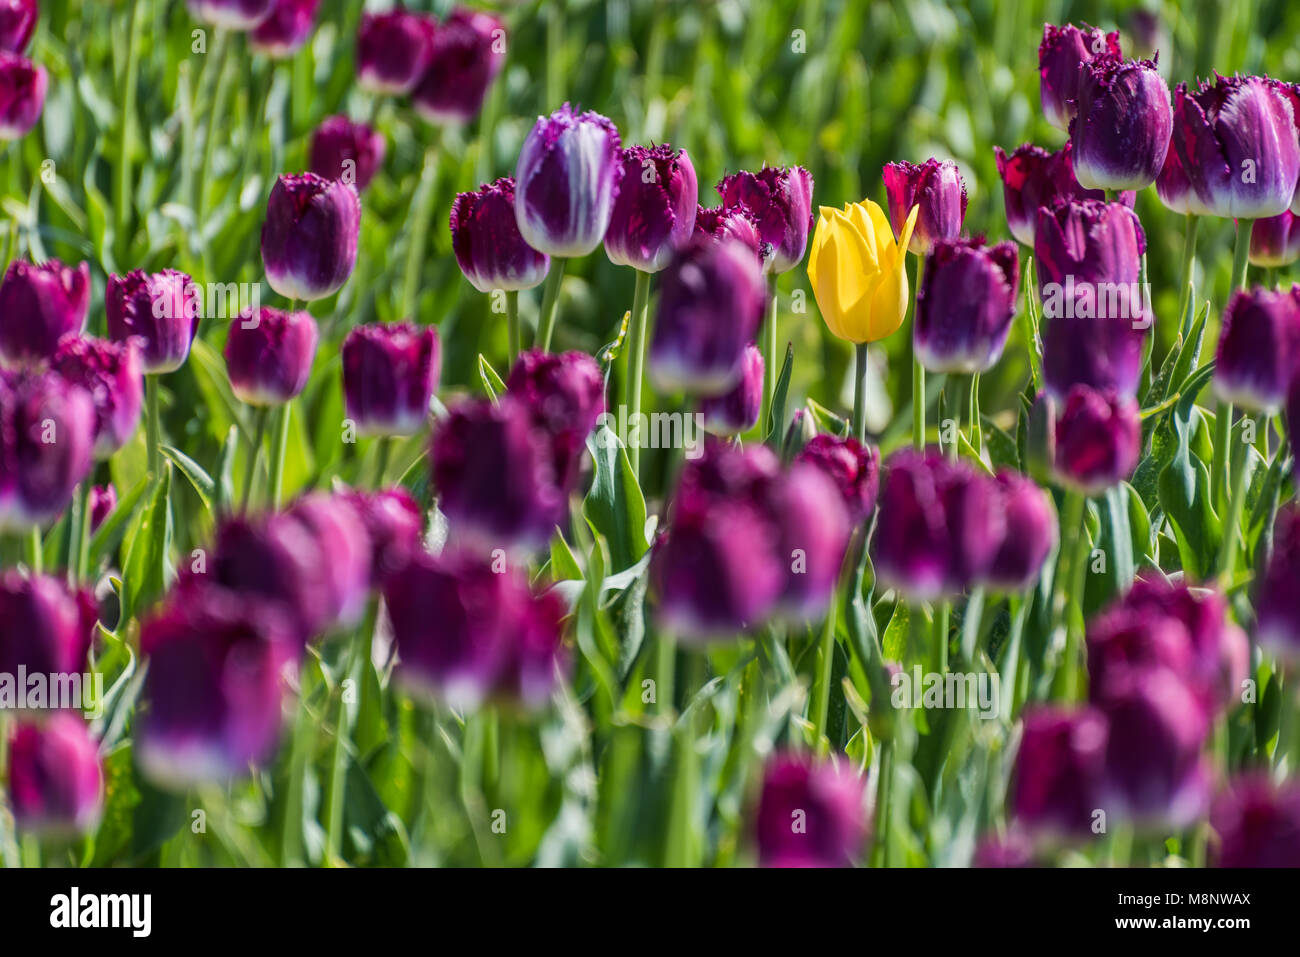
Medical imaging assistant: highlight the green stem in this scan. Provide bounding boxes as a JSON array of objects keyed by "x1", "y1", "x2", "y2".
[
  {"x1": 1051, "y1": 491, "x2": 1088, "y2": 700},
  {"x1": 1230, "y1": 217, "x2": 1252, "y2": 293},
  {"x1": 656, "y1": 632, "x2": 676, "y2": 717},
  {"x1": 1213, "y1": 220, "x2": 1253, "y2": 508},
  {"x1": 240, "y1": 406, "x2": 268, "y2": 511},
  {"x1": 401, "y1": 137, "x2": 442, "y2": 319},
  {"x1": 145, "y1": 374, "x2": 162, "y2": 482},
  {"x1": 761, "y1": 287, "x2": 778, "y2": 439},
  {"x1": 1176, "y1": 214, "x2": 1200, "y2": 329},
  {"x1": 809, "y1": 596, "x2": 837, "y2": 754},
  {"x1": 195, "y1": 28, "x2": 233, "y2": 227},
  {"x1": 1216, "y1": 414, "x2": 1259, "y2": 583},
  {"x1": 546, "y1": 0, "x2": 564, "y2": 108},
  {"x1": 852, "y1": 342, "x2": 869, "y2": 441},
  {"x1": 935, "y1": 601, "x2": 949, "y2": 673},
  {"x1": 505, "y1": 289, "x2": 521, "y2": 366},
  {"x1": 373, "y1": 436, "x2": 393, "y2": 489},
  {"x1": 535, "y1": 258, "x2": 567, "y2": 352},
  {"x1": 968, "y1": 372, "x2": 982, "y2": 455},
  {"x1": 325, "y1": 599, "x2": 378, "y2": 864},
  {"x1": 624, "y1": 269, "x2": 651, "y2": 474},
  {"x1": 269, "y1": 402, "x2": 292, "y2": 508},
  {"x1": 871, "y1": 740, "x2": 894, "y2": 867},
  {"x1": 25, "y1": 526, "x2": 41, "y2": 575},
  {"x1": 114, "y1": 0, "x2": 142, "y2": 257}
]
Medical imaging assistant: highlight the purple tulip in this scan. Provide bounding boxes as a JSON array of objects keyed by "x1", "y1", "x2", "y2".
[
  {"x1": 383, "y1": 550, "x2": 568, "y2": 710},
  {"x1": 716, "y1": 165, "x2": 814, "y2": 274},
  {"x1": 0, "y1": 371, "x2": 95, "y2": 530},
  {"x1": 986, "y1": 470, "x2": 1057, "y2": 591},
  {"x1": 755, "y1": 754, "x2": 866, "y2": 867},
  {"x1": 1038, "y1": 23, "x2": 1120, "y2": 132},
  {"x1": 972, "y1": 832, "x2": 1036, "y2": 868},
  {"x1": 355, "y1": 6, "x2": 434, "y2": 95},
  {"x1": 187, "y1": 0, "x2": 276, "y2": 29},
  {"x1": 138, "y1": 587, "x2": 296, "y2": 787},
  {"x1": 309, "y1": 115, "x2": 386, "y2": 191},
  {"x1": 648, "y1": 237, "x2": 766, "y2": 395},
  {"x1": 882, "y1": 158, "x2": 968, "y2": 255},
  {"x1": 1210, "y1": 776, "x2": 1300, "y2": 867},
  {"x1": 693, "y1": 205, "x2": 767, "y2": 266},
  {"x1": 0, "y1": 571, "x2": 95, "y2": 686},
  {"x1": 412, "y1": 8, "x2": 505, "y2": 126},
  {"x1": 767, "y1": 463, "x2": 851, "y2": 622},
  {"x1": 0, "y1": 50, "x2": 43, "y2": 139},
  {"x1": 1256, "y1": 504, "x2": 1300, "y2": 660},
  {"x1": 224, "y1": 306, "x2": 319, "y2": 407},
  {"x1": 249, "y1": 0, "x2": 320, "y2": 58},
  {"x1": 1214, "y1": 286, "x2": 1300, "y2": 413},
  {"x1": 450, "y1": 177, "x2": 551, "y2": 293},
  {"x1": 1070, "y1": 54, "x2": 1172, "y2": 192},
  {"x1": 914, "y1": 238, "x2": 1019, "y2": 374},
  {"x1": 431, "y1": 395, "x2": 566, "y2": 554},
  {"x1": 604, "y1": 144, "x2": 699, "y2": 272},
  {"x1": 261, "y1": 172, "x2": 360, "y2": 302},
  {"x1": 794, "y1": 434, "x2": 881, "y2": 525},
  {"x1": 0, "y1": 0, "x2": 37, "y2": 54},
  {"x1": 341, "y1": 322, "x2": 440, "y2": 437},
  {"x1": 514, "y1": 104, "x2": 623, "y2": 258},
  {"x1": 1157, "y1": 75, "x2": 1300, "y2": 219},
  {"x1": 7, "y1": 714, "x2": 103, "y2": 835},
  {"x1": 1053, "y1": 385, "x2": 1141, "y2": 494},
  {"x1": 341, "y1": 487, "x2": 425, "y2": 588},
  {"x1": 51, "y1": 335, "x2": 144, "y2": 459},
  {"x1": 1011, "y1": 706, "x2": 1108, "y2": 837},
  {"x1": 282, "y1": 493, "x2": 372, "y2": 632},
  {"x1": 89, "y1": 483, "x2": 116, "y2": 533},
  {"x1": 699, "y1": 343, "x2": 762, "y2": 437},
  {"x1": 993, "y1": 142, "x2": 1122, "y2": 247},
  {"x1": 105, "y1": 269, "x2": 200, "y2": 374},
  {"x1": 1035, "y1": 200, "x2": 1148, "y2": 399},
  {"x1": 504, "y1": 348, "x2": 604, "y2": 489},
  {"x1": 1250, "y1": 209, "x2": 1300, "y2": 267},
  {"x1": 0, "y1": 259, "x2": 90, "y2": 363}
]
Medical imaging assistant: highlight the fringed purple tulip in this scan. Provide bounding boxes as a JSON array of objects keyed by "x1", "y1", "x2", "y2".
[
  {"x1": 1011, "y1": 706, "x2": 1108, "y2": 838},
  {"x1": 716, "y1": 165, "x2": 814, "y2": 274},
  {"x1": 383, "y1": 550, "x2": 568, "y2": 710},
  {"x1": 89, "y1": 484, "x2": 116, "y2": 533},
  {"x1": 1039, "y1": 23, "x2": 1120, "y2": 132},
  {"x1": 699, "y1": 343, "x2": 762, "y2": 437},
  {"x1": 51, "y1": 336, "x2": 144, "y2": 459},
  {"x1": 341, "y1": 322, "x2": 440, "y2": 437},
  {"x1": 105, "y1": 269, "x2": 200, "y2": 374},
  {"x1": 514, "y1": 104, "x2": 624, "y2": 258},
  {"x1": 0, "y1": 0, "x2": 36, "y2": 54},
  {"x1": 342, "y1": 487, "x2": 424, "y2": 588},
  {"x1": 261, "y1": 173, "x2": 360, "y2": 302},
  {"x1": 694, "y1": 205, "x2": 767, "y2": 266},
  {"x1": 0, "y1": 372, "x2": 95, "y2": 530},
  {"x1": 604, "y1": 144, "x2": 699, "y2": 272},
  {"x1": 1053, "y1": 385, "x2": 1141, "y2": 494},
  {"x1": 1214, "y1": 286, "x2": 1300, "y2": 413},
  {"x1": 767, "y1": 462, "x2": 851, "y2": 622},
  {"x1": 1157, "y1": 75, "x2": 1300, "y2": 219},
  {"x1": 249, "y1": 0, "x2": 320, "y2": 58},
  {"x1": 915, "y1": 238, "x2": 1019, "y2": 374},
  {"x1": 1210, "y1": 776, "x2": 1300, "y2": 867},
  {"x1": 138, "y1": 588, "x2": 296, "y2": 787},
  {"x1": 451, "y1": 178, "x2": 551, "y2": 293},
  {"x1": 0, "y1": 571, "x2": 95, "y2": 686},
  {"x1": 755, "y1": 754, "x2": 866, "y2": 867},
  {"x1": 224, "y1": 306, "x2": 319, "y2": 407},
  {"x1": 186, "y1": 0, "x2": 276, "y2": 29},
  {"x1": 1070, "y1": 54, "x2": 1172, "y2": 192},
  {"x1": 0, "y1": 259, "x2": 90, "y2": 363},
  {"x1": 504, "y1": 348, "x2": 604, "y2": 489},
  {"x1": 355, "y1": 6, "x2": 434, "y2": 95},
  {"x1": 795, "y1": 434, "x2": 881, "y2": 525},
  {"x1": 1035, "y1": 200, "x2": 1148, "y2": 399},
  {"x1": 0, "y1": 50, "x2": 41, "y2": 139},
  {"x1": 7, "y1": 714, "x2": 103, "y2": 835},
  {"x1": 309, "y1": 115, "x2": 386, "y2": 191},
  {"x1": 412, "y1": 8, "x2": 505, "y2": 126},
  {"x1": 987, "y1": 470, "x2": 1057, "y2": 591},
  {"x1": 882, "y1": 158, "x2": 967, "y2": 255},
  {"x1": 993, "y1": 142, "x2": 1122, "y2": 247},
  {"x1": 1250, "y1": 210, "x2": 1300, "y2": 267},
  {"x1": 1256, "y1": 504, "x2": 1300, "y2": 660},
  {"x1": 648, "y1": 237, "x2": 766, "y2": 395}
]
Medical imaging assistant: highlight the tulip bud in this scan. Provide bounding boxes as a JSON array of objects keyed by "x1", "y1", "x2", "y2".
[
  {"x1": 755, "y1": 753, "x2": 866, "y2": 867},
  {"x1": 1210, "y1": 776, "x2": 1300, "y2": 867},
  {"x1": 355, "y1": 6, "x2": 434, "y2": 94},
  {"x1": 7, "y1": 714, "x2": 103, "y2": 835},
  {"x1": 993, "y1": 142, "x2": 1121, "y2": 247},
  {"x1": 139, "y1": 588, "x2": 296, "y2": 788},
  {"x1": 250, "y1": 0, "x2": 320, "y2": 58},
  {"x1": 694, "y1": 204, "x2": 767, "y2": 266},
  {"x1": 1011, "y1": 707, "x2": 1108, "y2": 837},
  {"x1": 431, "y1": 395, "x2": 566, "y2": 554},
  {"x1": 1158, "y1": 75, "x2": 1300, "y2": 219},
  {"x1": 515, "y1": 104, "x2": 623, "y2": 258},
  {"x1": 89, "y1": 483, "x2": 116, "y2": 533},
  {"x1": 383, "y1": 550, "x2": 568, "y2": 711},
  {"x1": 261, "y1": 173, "x2": 360, "y2": 302},
  {"x1": 1053, "y1": 385, "x2": 1141, "y2": 494},
  {"x1": 1249, "y1": 210, "x2": 1300, "y2": 268},
  {"x1": 1038, "y1": 23, "x2": 1120, "y2": 132},
  {"x1": 1214, "y1": 286, "x2": 1300, "y2": 413},
  {"x1": 809, "y1": 200, "x2": 917, "y2": 344},
  {"x1": 224, "y1": 306, "x2": 319, "y2": 407},
  {"x1": 412, "y1": 8, "x2": 505, "y2": 126},
  {"x1": 915, "y1": 238, "x2": 1019, "y2": 374},
  {"x1": 882, "y1": 158, "x2": 967, "y2": 255},
  {"x1": 342, "y1": 487, "x2": 425, "y2": 588},
  {"x1": 648, "y1": 237, "x2": 765, "y2": 394},
  {"x1": 986, "y1": 470, "x2": 1057, "y2": 591},
  {"x1": 309, "y1": 115, "x2": 386, "y2": 191},
  {"x1": 0, "y1": 372, "x2": 95, "y2": 530},
  {"x1": 0, "y1": 259, "x2": 90, "y2": 362},
  {"x1": 0, "y1": 51, "x2": 44, "y2": 139},
  {"x1": 716, "y1": 165, "x2": 814, "y2": 274},
  {"x1": 341, "y1": 322, "x2": 440, "y2": 437},
  {"x1": 450, "y1": 177, "x2": 550, "y2": 293},
  {"x1": 1070, "y1": 54, "x2": 1172, "y2": 192},
  {"x1": 604, "y1": 144, "x2": 699, "y2": 273},
  {"x1": 0, "y1": 0, "x2": 37, "y2": 54},
  {"x1": 105, "y1": 269, "x2": 201, "y2": 374},
  {"x1": 0, "y1": 571, "x2": 95, "y2": 683},
  {"x1": 699, "y1": 343, "x2": 763, "y2": 437},
  {"x1": 187, "y1": 0, "x2": 276, "y2": 29},
  {"x1": 504, "y1": 348, "x2": 604, "y2": 489},
  {"x1": 766, "y1": 463, "x2": 851, "y2": 622},
  {"x1": 1256, "y1": 503, "x2": 1300, "y2": 660},
  {"x1": 51, "y1": 335, "x2": 144, "y2": 459},
  {"x1": 794, "y1": 433, "x2": 881, "y2": 524}
]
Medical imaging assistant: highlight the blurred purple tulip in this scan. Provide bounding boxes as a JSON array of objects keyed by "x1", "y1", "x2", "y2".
[
  {"x1": 89, "y1": 483, "x2": 116, "y2": 533},
  {"x1": 699, "y1": 343, "x2": 763, "y2": 437},
  {"x1": 0, "y1": 49, "x2": 41, "y2": 140},
  {"x1": 356, "y1": 6, "x2": 434, "y2": 95},
  {"x1": 0, "y1": 259, "x2": 90, "y2": 363},
  {"x1": 716, "y1": 165, "x2": 814, "y2": 274},
  {"x1": 1214, "y1": 285, "x2": 1300, "y2": 413},
  {"x1": 106, "y1": 269, "x2": 200, "y2": 374},
  {"x1": 1053, "y1": 385, "x2": 1141, "y2": 494},
  {"x1": 341, "y1": 322, "x2": 440, "y2": 437},
  {"x1": 309, "y1": 115, "x2": 386, "y2": 191},
  {"x1": 915, "y1": 238, "x2": 1019, "y2": 374},
  {"x1": 0, "y1": 571, "x2": 95, "y2": 687},
  {"x1": 7, "y1": 714, "x2": 103, "y2": 835},
  {"x1": 0, "y1": 371, "x2": 95, "y2": 530},
  {"x1": 412, "y1": 8, "x2": 505, "y2": 126},
  {"x1": 504, "y1": 348, "x2": 604, "y2": 489},
  {"x1": 341, "y1": 487, "x2": 425, "y2": 588},
  {"x1": 1250, "y1": 210, "x2": 1300, "y2": 267},
  {"x1": 1210, "y1": 776, "x2": 1300, "y2": 867},
  {"x1": 1256, "y1": 503, "x2": 1300, "y2": 660},
  {"x1": 0, "y1": 0, "x2": 37, "y2": 54},
  {"x1": 224, "y1": 307, "x2": 319, "y2": 407},
  {"x1": 755, "y1": 753, "x2": 866, "y2": 867},
  {"x1": 261, "y1": 173, "x2": 360, "y2": 302},
  {"x1": 51, "y1": 335, "x2": 144, "y2": 459},
  {"x1": 1011, "y1": 706, "x2": 1108, "y2": 837},
  {"x1": 249, "y1": 0, "x2": 320, "y2": 58},
  {"x1": 795, "y1": 433, "x2": 881, "y2": 525},
  {"x1": 986, "y1": 470, "x2": 1057, "y2": 591}
]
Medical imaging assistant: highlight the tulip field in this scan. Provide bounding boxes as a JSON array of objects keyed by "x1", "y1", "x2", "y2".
[{"x1": 2, "y1": 0, "x2": 1300, "y2": 883}]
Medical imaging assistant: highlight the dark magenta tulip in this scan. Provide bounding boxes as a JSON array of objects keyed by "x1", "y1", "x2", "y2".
[
  {"x1": 451, "y1": 177, "x2": 550, "y2": 293},
  {"x1": 0, "y1": 50, "x2": 44, "y2": 138},
  {"x1": 0, "y1": 0, "x2": 37, "y2": 54},
  {"x1": 987, "y1": 470, "x2": 1057, "y2": 591},
  {"x1": 1249, "y1": 210, "x2": 1300, "y2": 267},
  {"x1": 412, "y1": 8, "x2": 505, "y2": 126},
  {"x1": 504, "y1": 348, "x2": 604, "y2": 490},
  {"x1": 187, "y1": 0, "x2": 276, "y2": 29},
  {"x1": 716, "y1": 165, "x2": 814, "y2": 274},
  {"x1": 261, "y1": 172, "x2": 360, "y2": 302},
  {"x1": 993, "y1": 142, "x2": 1124, "y2": 247},
  {"x1": 0, "y1": 371, "x2": 95, "y2": 530},
  {"x1": 342, "y1": 487, "x2": 425, "y2": 588},
  {"x1": 1070, "y1": 54, "x2": 1172, "y2": 192},
  {"x1": 794, "y1": 434, "x2": 881, "y2": 525},
  {"x1": 51, "y1": 335, "x2": 144, "y2": 459},
  {"x1": 604, "y1": 144, "x2": 699, "y2": 272},
  {"x1": 1256, "y1": 503, "x2": 1300, "y2": 660},
  {"x1": 89, "y1": 483, "x2": 116, "y2": 533},
  {"x1": 7, "y1": 714, "x2": 103, "y2": 835},
  {"x1": 224, "y1": 306, "x2": 319, "y2": 407},
  {"x1": 341, "y1": 322, "x2": 440, "y2": 437},
  {"x1": 882, "y1": 158, "x2": 967, "y2": 255},
  {"x1": 282, "y1": 493, "x2": 372, "y2": 632},
  {"x1": 105, "y1": 269, "x2": 200, "y2": 374},
  {"x1": 0, "y1": 259, "x2": 90, "y2": 362},
  {"x1": 767, "y1": 462, "x2": 851, "y2": 622},
  {"x1": 1011, "y1": 706, "x2": 1108, "y2": 837},
  {"x1": 693, "y1": 204, "x2": 766, "y2": 266},
  {"x1": 1210, "y1": 776, "x2": 1300, "y2": 867},
  {"x1": 755, "y1": 754, "x2": 866, "y2": 867},
  {"x1": 699, "y1": 343, "x2": 762, "y2": 437},
  {"x1": 355, "y1": 6, "x2": 434, "y2": 95},
  {"x1": 1052, "y1": 385, "x2": 1141, "y2": 494},
  {"x1": 309, "y1": 115, "x2": 386, "y2": 191},
  {"x1": 1214, "y1": 286, "x2": 1300, "y2": 413},
  {"x1": 249, "y1": 0, "x2": 320, "y2": 58},
  {"x1": 1038, "y1": 23, "x2": 1120, "y2": 132},
  {"x1": 0, "y1": 571, "x2": 95, "y2": 686},
  {"x1": 915, "y1": 238, "x2": 1019, "y2": 374}
]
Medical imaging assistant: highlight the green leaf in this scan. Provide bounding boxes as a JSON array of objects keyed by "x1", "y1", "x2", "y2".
[
  {"x1": 549, "y1": 529, "x2": 583, "y2": 581},
  {"x1": 582, "y1": 426, "x2": 649, "y2": 572},
  {"x1": 120, "y1": 466, "x2": 173, "y2": 624},
  {"x1": 88, "y1": 475, "x2": 149, "y2": 567},
  {"x1": 478, "y1": 353, "x2": 507, "y2": 401},
  {"x1": 162, "y1": 444, "x2": 216, "y2": 516},
  {"x1": 764, "y1": 342, "x2": 794, "y2": 444}
]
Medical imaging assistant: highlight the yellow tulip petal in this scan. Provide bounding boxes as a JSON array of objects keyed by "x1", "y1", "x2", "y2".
[
  {"x1": 845, "y1": 202, "x2": 879, "y2": 262},
  {"x1": 864, "y1": 200, "x2": 898, "y2": 259},
  {"x1": 895, "y1": 203, "x2": 920, "y2": 258},
  {"x1": 865, "y1": 244, "x2": 911, "y2": 341}
]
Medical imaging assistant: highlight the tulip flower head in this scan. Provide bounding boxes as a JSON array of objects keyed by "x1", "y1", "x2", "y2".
[
  {"x1": 1210, "y1": 776, "x2": 1300, "y2": 867},
  {"x1": 342, "y1": 487, "x2": 425, "y2": 589},
  {"x1": 1256, "y1": 503, "x2": 1300, "y2": 661},
  {"x1": 1070, "y1": 54, "x2": 1173, "y2": 192},
  {"x1": 224, "y1": 307, "x2": 319, "y2": 407},
  {"x1": 699, "y1": 343, "x2": 763, "y2": 437},
  {"x1": 882, "y1": 158, "x2": 967, "y2": 255},
  {"x1": 106, "y1": 269, "x2": 201, "y2": 374},
  {"x1": 356, "y1": 6, "x2": 435, "y2": 95},
  {"x1": 0, "y1": 259, "x2": 91, "y2": 363},
  {"x1": 914, "y1": 237, "x2": 1019, "y2": 374},
  {"x1": 51, "y1": 335, "x2": 144, "y2": 459},
  {"x1": 89, "y1": 484, "x2": 116, "y2": 533},
  {"x1": 7, "y1": 714, "x2": 104, "y2": 836},
  {"x1": 716, "y1": 165, "x2": 814, "y2": 274},
  {"x1": 249, "y1": 0, "x2": 320, "y2": 58},
  {"x1": 755, "y1": 753, "x2": 866, "y2": 867},
  {"x1": 986, "y1": 469, "x2": 1057, "y2": 592},
  {"x1": 993, "y1": 142, "x2": 1117, "y2": 247},
  {"x1": 1039, "y1": 23, "x2": 1121, "y2": 132},
  {"x1": 1052, "y1": 384, "x2": 1141, "y2": 494},
  {"x1": 504, "y1": 349, "x2": 605, "y2": 490},
  {"x1": 694, "y1": 204, "x2": 767, "y2": 266},
  {"x1": 0, "y1": 51, "x2": 44, "y2": 139},
  {"x1": 187, "y1": 0, "x2": 276, "y2": 30},
  {"x1": 604, "y1": 144, "x2": 699, "y2": 273},
  {"x1": 260, "y1": 173, "x2": 361, "y2": 302},
  {"x1": 1214, "y1": 285, "x2": 1300, "y2": 413},
  {"x1": 0, "y1": 571, "x2": 96, "y2": 685},
  {"x1": 412, "y1": 8, "x2": 505, "y2": 126},
  {"x1": 451, "y1": 178, "x2": 551, "y2": 293},
  {"x1": 309, "y1": 115, "x2": 386, "y2": 192},
  {"x1": 0, "y1": 0, "x2": 37, "y2": 54},
  {"x1": 341, "y1": 322, "x2": 441, "y2": 437},
  {"x1": 794, "y1": 433, "x2": 881, "y2": 525},
  {"x1": 1250, "y1": 210, "x2": 1300, "y2": 268},
  {"x1": 0, "y1": 371, "x2": 96, "y2": 531},
  {"x1": 1011, "y1": 706, "x2": 1108, "y2": 838}
]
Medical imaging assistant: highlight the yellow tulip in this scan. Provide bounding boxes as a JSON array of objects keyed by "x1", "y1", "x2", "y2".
[{"x1": 808, "y1": 199, "x2": 918, "y2": 343}]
